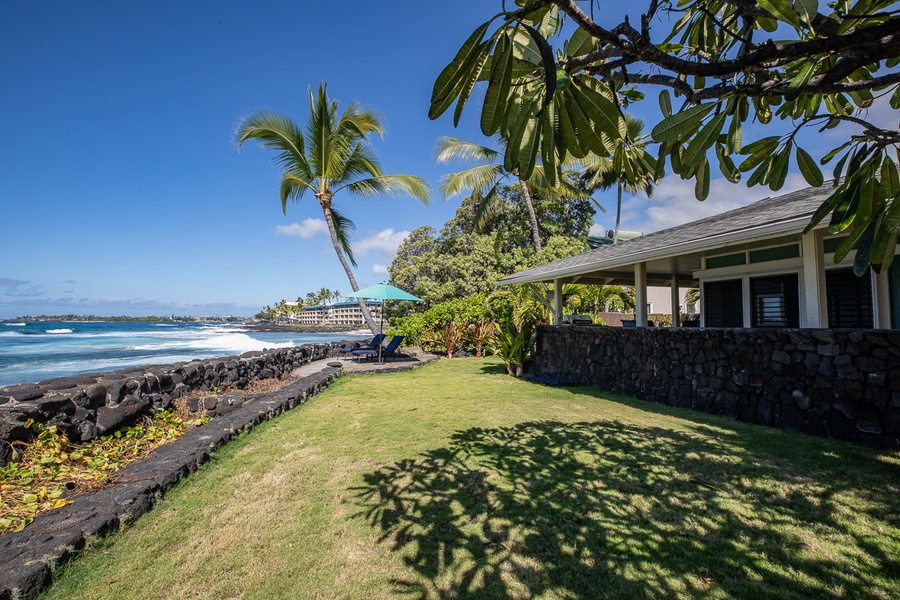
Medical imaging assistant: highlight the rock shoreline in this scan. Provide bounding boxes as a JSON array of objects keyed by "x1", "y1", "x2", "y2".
[{"x1": 0, "y1": 344, "x2": 354, "y2": 465}]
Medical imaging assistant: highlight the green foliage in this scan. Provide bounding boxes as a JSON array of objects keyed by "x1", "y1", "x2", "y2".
[
  {"x1": 432, "y1": 1, "x2": 900, "y2": 272},
  {"x1": 421, "y1": 322, "x2": 467, "y2": 358},
  {"x1": 0, "y1": 411, "x2": 193, "y2": 534},
  {"x1": 387, "y1": 186, "x2": 591, "y2": 315},
  {"x1": 491, "y1": 317, "x2": 537, "y2": 377},
  {"x1": 390, "y1": 295, "x2": 491, "y2": 349}
]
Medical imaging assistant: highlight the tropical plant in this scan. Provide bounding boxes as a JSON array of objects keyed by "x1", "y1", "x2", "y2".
[
  {"x1": 492, "y1": 317, "x2": 537, "y2": 377},
  {"x1": 436, "y1": 136, "x2": 588, "y2": 252},
  {"x1": 581, "y1": 115, "x2": 658, "y2": 243},
  {"x1": 464, "y1": 319, "x2": 497, "y2": 358},
  {"x1": 236, "y1": 83, "x2": 430, "y2": 333},
  {"x1": 430, "y1": 1, "x2": 900, "y2": 274},
  {"x1": 421, "y1": 322, "x2": 467, "y2": 358}
]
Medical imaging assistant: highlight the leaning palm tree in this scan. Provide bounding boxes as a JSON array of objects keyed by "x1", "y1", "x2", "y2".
[
  {"x1": 236, "y1": 83, "x2": 430, "y2": 333},
  {"x1": 436, "y1": 136, "x2": 584, "y2": 253},
  {"x1": 581, "y1": 115, "x2": 658, "y2": 244}
]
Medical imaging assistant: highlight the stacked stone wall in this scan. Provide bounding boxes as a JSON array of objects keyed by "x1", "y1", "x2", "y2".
[
  {"x1": 534, "y1": 326, "x2": 900, "y2": 448},
  {"x1": 0, "y1": 344, "x2": 342, "y2": 464}
]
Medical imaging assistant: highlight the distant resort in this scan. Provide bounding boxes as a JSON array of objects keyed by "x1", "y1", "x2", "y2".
[{"x1": 284, "y1": 300, "x2": 382, "y2": 327}]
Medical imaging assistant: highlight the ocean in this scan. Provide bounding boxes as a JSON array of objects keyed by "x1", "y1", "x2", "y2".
[{"x1": 0, "y1": 321, "x2": 365, "y2": 388}]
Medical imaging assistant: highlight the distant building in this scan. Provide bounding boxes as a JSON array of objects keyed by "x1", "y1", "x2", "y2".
[{"x1": 294, "y1": 301, "x2": 382, "y2": 326}]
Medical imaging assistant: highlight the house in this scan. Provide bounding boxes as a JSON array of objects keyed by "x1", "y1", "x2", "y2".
[{"x1": 499, "y1": 186, "x2": 900, "y2": 330}]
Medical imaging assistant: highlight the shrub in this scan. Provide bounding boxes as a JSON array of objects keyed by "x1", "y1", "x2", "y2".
[{"x1": 391, "y1": 295, "x2": 490, "y2": 349}]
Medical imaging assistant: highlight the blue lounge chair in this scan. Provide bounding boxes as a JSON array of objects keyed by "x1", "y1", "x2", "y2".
[
  {"x1": 352, "y1": 335, "x2": 404, "y2": 362},
  {"x1": 339, "y1": 333, "x2": 386, "y2": 359}
]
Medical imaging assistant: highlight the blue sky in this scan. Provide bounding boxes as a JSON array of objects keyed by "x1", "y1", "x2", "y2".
[{"x1": 0, "y1": 2, "x2": 891, "y2": 318}]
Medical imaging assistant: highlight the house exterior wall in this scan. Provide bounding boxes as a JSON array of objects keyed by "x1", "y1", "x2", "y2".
[{"x1": 533, "y1": 325, "x2": 900, "y2": 448}]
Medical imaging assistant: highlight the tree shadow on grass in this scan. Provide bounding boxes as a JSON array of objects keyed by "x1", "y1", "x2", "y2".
[{"x1": 352, "y1": 417, "x2": 900, "y2": 599}]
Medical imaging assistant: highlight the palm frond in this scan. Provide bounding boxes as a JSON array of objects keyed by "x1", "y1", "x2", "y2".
[
  {"x1": 234, "y1": 111, "x2": 309, "y2": 174},
  {"x1": 279, "y1": 173, "x2": 314, "y2": 214},
  {"x1": 343, "y1": 174, "x2": 431, "y2": 204},
  {"x1": 472, "y1": 185, "x2": 502, "y2": 233},
  {"x1": 435, "y1": 137, "x2": 501, "y2": 164},
  {"x1": 438, "y1": 164, "x2": 505, "y2": 199},
  {"x1": 328, "y1": 205, "x2": 357, "y2": 267}
]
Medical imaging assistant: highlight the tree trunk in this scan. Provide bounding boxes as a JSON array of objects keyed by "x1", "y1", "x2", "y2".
[
  {"x1": 612, "y1": 181, "x2": 623, "y2": 244},
  {"x1": 518, "y1": 178, "x2": 542, "y2": 253},
  {"x1": 321, "y1": 204, "x2": 379, "y2": 334}
]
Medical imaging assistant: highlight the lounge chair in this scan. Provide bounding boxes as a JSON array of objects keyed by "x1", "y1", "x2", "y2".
[
  {"x1": 352, "y1": 335, "x2": 404, "y2": 362},
  {"x1": 339, "y1": 333, "x2": 386, "y2": 359}
]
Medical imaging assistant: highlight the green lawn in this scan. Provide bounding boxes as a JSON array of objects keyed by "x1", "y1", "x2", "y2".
[{"x1": 41, "y1": 358, "x2": 900, "y2": 599}]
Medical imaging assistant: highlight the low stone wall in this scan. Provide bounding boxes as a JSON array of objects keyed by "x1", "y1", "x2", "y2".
[
  {"x1": 533, "y1": 326, "x2": 900, "y2": 448},
  {"x1": 0, "y1": 344, "x2": 343, "y2": 464}
]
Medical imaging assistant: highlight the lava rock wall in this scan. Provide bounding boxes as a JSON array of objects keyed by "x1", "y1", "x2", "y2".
[{"x1": 533, "y1": 326, "x2": 900, "y2": 448}]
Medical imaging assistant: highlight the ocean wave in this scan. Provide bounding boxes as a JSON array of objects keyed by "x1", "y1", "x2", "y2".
[
  {"x1": 45, "y1": 329, "x2": 74, "y2": 334},
  {"x1": 133, "y1": 332, "x2": 292, "y2": 354},
  {"x1": 3, "y1": 323, "x2": 25, "y2": 327}
]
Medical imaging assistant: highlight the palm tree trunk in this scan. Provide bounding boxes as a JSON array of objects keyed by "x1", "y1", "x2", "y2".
[
  {"x1": 613, "y1": 181, "x2": 623, "y2": 244},
  {"x1": 321, "y1": 206, "x2": 379, "y2": 334},
  {"x1": 518, "y1": 178, "x2": 542, "y2": 253}
]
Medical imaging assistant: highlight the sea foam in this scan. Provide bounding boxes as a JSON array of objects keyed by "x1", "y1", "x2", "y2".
[{"x1": 45, "y1": 329, "x2": 74, "y2": 334}]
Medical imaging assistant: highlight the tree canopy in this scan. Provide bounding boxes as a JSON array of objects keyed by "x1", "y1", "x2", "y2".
[{"x1": 430, "y1": 0, "x2": 900, "y2": 274}]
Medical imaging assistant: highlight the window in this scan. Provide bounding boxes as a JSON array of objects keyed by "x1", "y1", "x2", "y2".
[
  {"x1": 704, "y1": 279, "x2": 743, "y2": 327},
  {"x1": 750, "y1": 274, "x2": 799, "y2": 327},
  {"x1": 826, "y1": 268, "x2": 873, "y2": 328}
]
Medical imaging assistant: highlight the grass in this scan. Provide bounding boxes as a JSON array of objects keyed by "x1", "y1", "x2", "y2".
[{"x1": 39, "y1": 358, "x2": 900, "y2": 599}]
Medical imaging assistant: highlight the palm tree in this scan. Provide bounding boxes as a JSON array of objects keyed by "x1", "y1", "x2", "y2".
[
  {"x1": 581, "y1": 115, "x2": 658, "y2": 244},
  {"x1": 436, "y1": 137, "x2": 583, "y2": 253},
  {"x1": 236, "y1": 83, "x2": 430, "y2": 333}
]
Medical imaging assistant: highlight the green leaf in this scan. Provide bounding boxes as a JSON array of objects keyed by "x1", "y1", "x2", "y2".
[
  {"x1": 430, "y1": 21, "x2": 492, "y2": 120},
  {"x1": 540, "y1": 104, "x2": 557, "y2": 186},
  {"x1": 804, "y1": 187, "x2": 844, "y2": 232},
  {"x1": 820, "y1": 142, "x2": 851, "y2": 165},
  {"x1": 796, "y1": 0, "x2": 819, "y2": 26},
  {"x1": 716, "y1": 143, "x2": 741, "y2": 183},
  {"x1": 454, "y1": 40, "x2": 494, "y2": 127},
  {"x1": 828, "y1": 179, "x2": 861, "y2": 233},
  {"x1": 481, "y1": 33, "x2": 513, "y2": 135},
  {"x1": 882, "y1": 156, "x2": 899, "y2": 198},
  {"x1": 650, "y1": 103, "x2": 716, "y2": 143},
  {"x1": 891, "y1": 87, "x2": 900, "y2": 110},
  {"x1": 786, "y1": 59, "x2": 819, "y2": 101},
  {"x1": 566, "y1": 26, "x2": 597, "y2": 57},
  {"x1": 695, "y1": 157, "x2": 710, "y2": 200},
  {"x1": 683, "y1": 112, "x2": 727, "y2": 168},
  {"x1": 795, "y1": 146, "x2": 824, "y2": 187},
  {"x1": 757, "y1": 0, "x2": 802, "y2": 27},
  {"x1": 738, "y1": 136, "x2": 780, "y2": 172},
  {"x1": 726, "y1": 114, "x2": 742, "y2": 155},
  {"x1": 659, "y1": 90, "x2": 672, "y2": 118},
  {"x1": 852, "y1": 219, "x2": 878, "y2": 276},
  {"x1": 521, "y1": 23, "x2": 557, "y2": 111},
  {"x1": 555, "y1": 95, "x2": 584, "y2": 158},
  {"x1": 572, "y1": 77, "x2": 623, "y2": 139}
]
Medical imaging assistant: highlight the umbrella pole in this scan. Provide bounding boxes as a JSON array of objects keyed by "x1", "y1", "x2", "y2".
[{"x1": 378, "y1": 303, "x2": 385, "y2": 363}]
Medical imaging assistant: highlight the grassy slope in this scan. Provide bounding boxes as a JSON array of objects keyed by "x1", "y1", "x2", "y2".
[{"x1": 41, "y1": 358, "x2": 900, "y2": 599}]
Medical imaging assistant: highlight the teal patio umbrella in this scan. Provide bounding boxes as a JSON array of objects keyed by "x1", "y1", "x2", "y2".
[{"x1": 345, "y1": 283, "x2": 422, "y2": 362}]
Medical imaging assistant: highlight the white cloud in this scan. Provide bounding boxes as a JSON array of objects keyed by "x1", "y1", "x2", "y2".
[
  {"x1": 274, "y1": 218, "x2": 328, "y2": 238},
  {"x1": 353, "y1": 228, "x2": 410, "y2": 258},
  {"x1": 588, "y1": 223, "x2": 606, "y2": 237},
  {"x1": 372, "y1": 263, "x2": 389, "y2": 276},
  {"x1": 621, "y1": 173, "x2": 807, "y2": 234}
]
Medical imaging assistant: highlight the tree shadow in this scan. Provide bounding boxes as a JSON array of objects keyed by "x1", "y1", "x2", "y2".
[{"x1": 352, "y1": 418, "x2": 900, "y2": 599}]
